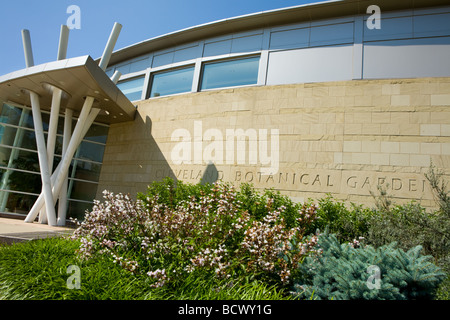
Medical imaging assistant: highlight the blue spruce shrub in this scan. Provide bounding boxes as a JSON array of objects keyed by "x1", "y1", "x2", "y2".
[{"x1": 291, "y1": 232, "x2": 446, "y2": 300}]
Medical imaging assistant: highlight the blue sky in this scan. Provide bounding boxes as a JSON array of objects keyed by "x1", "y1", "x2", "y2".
[{"x1": 0, "y1": 0, "x2": 318, "y2": 75}]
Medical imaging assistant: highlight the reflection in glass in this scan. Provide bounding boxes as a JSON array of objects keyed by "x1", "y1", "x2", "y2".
[
  {"x1": 69, "y1": 180, "x2": 99, "y2": 202},
  {"x1": 76, "y1": 141, "x2": 105, "y2": 163},
  {"x1": 0, "y1": 103, "x2": 109, "y2": 220},
  {"x1": 200, "y1": 56, "x2": 260, "y2": 90},
  {"x1": 117, "y1": 76, "x2": 145, "y2": 101},
  {"x1": 84, "y1": 124, "x2": 109, "y2": 144},
  {"x1": 150, "y1": 66, "x2": 195, "y2": 98},
  {"x1": 67, "y1": 200, "x2": 93, "y2": 221},
  {"x1": 0, "y1": 168, "x2": 41, "y2": 194},
  {"x1": 0, "y1": 191, "x2": 38, "y2": 215},
  {"x1": 71, "y1": 161, "x2": 102, "y2": 182}
]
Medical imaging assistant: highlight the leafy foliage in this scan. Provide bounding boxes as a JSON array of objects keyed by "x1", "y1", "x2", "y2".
[
  {"x1": 309, "y1": 195, "x2": 373, "y2": 243},
  {"x1": 72, "y1": 182, "x2": 320, "y2": 288},
  {"x1": 291, "y1": 232, "x2": 446, "y2": 300}
]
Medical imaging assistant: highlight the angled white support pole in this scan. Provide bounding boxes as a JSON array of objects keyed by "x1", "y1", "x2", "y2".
[
  {"x1": 52, "y1": 107, "x2": 101, "y2": 196},
  {"x1": 57, "y1": 25, "x2": 70, "y2": 61},
  {"x1": 29, "y1": 92, "x2": 57, "y2": 226},
  {"x1": 39, "y1": 25, "x2": 70, "y2": 224},
  {"x1": 39, "y1": 87, "x2": 63, "y2": 224},
  {"x1": 46, "y1": 89, "x2": 62, "y2": 171},
  {"x1": 26, "y1": 97, "x2": 96, "y2": 223},
  {"x1": 98, "y1": 22, "x2": 122, "y2": 71},
  {"x1": 21, "y1": 29, "x2": 57, "y2": 226},
  {"x1": 48, "y1": 25, "x2": 69, "y2": 171},
  {"x1": 57, "y1": 108, "x2": 73, "y2": 226},
  {"x1": 56, "y1": 72, "x2": 119, "y2": 225},
  {"x1": 21, "y1": 29, "x2": 34, "y2": 68},
  {"x1": 111, "y1": 70, "x2": 122, "y2": 84},
  {"x1": 26, "y1": 106, "x2": 101, "y2": 222}
]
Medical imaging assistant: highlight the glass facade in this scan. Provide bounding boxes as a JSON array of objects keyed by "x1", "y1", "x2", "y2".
[
  {"x1": 0, "y1": 103, "x2": 109, "y2": 220},
  {"x1": 149, "y1": 66, "x2": 195, "y2": 98},
  {"x1": 117, "y1": 76, "x2": 145, "y2": 101},
  {"x1": 200, "y1": 56, "x2": 260, "y2": 90}
]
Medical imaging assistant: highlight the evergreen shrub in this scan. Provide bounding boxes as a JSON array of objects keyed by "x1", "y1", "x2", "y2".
[{"x1": 291, "y1": 232, "x2": 446, "y2": 300}]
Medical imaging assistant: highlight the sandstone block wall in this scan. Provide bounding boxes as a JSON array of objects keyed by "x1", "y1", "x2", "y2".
[{"x1": 98, "y1": 77, "x2": 450, "y2": 209}]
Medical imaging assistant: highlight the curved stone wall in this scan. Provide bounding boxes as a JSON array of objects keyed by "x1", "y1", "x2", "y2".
[{"x1": 98, "y1": 77, "x2": 450, "y2": 209}]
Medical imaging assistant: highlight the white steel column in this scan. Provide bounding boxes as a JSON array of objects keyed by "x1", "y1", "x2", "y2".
[
  {"x1": 98, "y1": 22, "x2": 122, "y2": 71},
  {"x1": 25, "y1": 97, "x2": 95, "y2": 223},
  {"x1": 29, "y1": 92, "x2": 57, "y2": 226},
  {"x1": 40, "y1": 26, "x2": 70, "y2": 224},
  {"x1": 48, "y1": 26, "x2": 69, "y2": 171},
  {"x1": 22, "y1": 29, "x2": 56, "y2": 225},
  {"x1": 21, "y1": 30, "x2": 34, "y2": 68},
  {"x1": 57, "y1": 25, "x2": 70, "y2": 61},
  {"x1": 56, "y1": 108, "x2": 73, "y2": 226},
  {"x1": 39, "y1": 87, "x2": 63, "y2": 224},
  {"x1": 56, "y1": 71, "x2": 120, "y2": 225},
  {"x1": 24, "y1": 22, "x2": 123, "y2": 225},
  {"x1": 46, "y1": 88, "x2": 62, "y2": 171}
]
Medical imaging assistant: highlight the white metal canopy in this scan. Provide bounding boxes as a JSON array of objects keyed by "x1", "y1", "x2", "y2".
[
  {"x1": 0, "y1": 23, "x2": 133, "y2": 226},
  {"x1": 0, "y1": 55, "x2": 136, "y2": 125}
]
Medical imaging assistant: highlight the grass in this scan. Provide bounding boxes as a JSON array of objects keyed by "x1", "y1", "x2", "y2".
[{"x1": 0, "y1": 237, "x2": 291, "y2": 300}]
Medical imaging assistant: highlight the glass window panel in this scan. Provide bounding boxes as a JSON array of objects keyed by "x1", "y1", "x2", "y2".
[
  {"x1": 71, "y1": 160, "x2": 102, "y2": 182},
  {"x1": 0, "y1": 125, "x2": 18, "y2": 147},
  {"x1": 53, "y1": 155, "x2": 61, "y2": 173},
  {"x1": 41, "y1": 112, "x2": 50, "y2": 132},
  {"x1": 69, "y1": 180, "x2": 98, "y2": 202},
  {"x1": 0, "y1": 190, "x2": 38, "y2": 215},
  {"x1": 200, "y1": 56, "x2": 260, "y2": 90},
  {"x1": 0, "y1": 104, "x2": 22, "y2": 126},
  {"x1": 84, "y1": 124, "x2": 109, "y2": 144},
  {"x1": 129, "y1": 58, "x2": 150, "y2": 73},
  {"x1": 3, "y1": 130, "x2": 61, "y2": 153},
  {"x1": 57, "y1": 115, "x2": 66, "y2": 135},
  {"x1": 0, "y1": 147, "x2": 39, "y2": 172},
  {"x1": 11, "y1": 150, "x2": 39, "y2": 173},
  {"x1": 150, "y1": 66, "x2": 194, "y2": 98},
  {"x1": 0, "y1": 169, "x2": 41, "y2": 194},
  {"x1": 0, "y1": 146, "x2": 12, "y2": 166},
  {"x1": 21, "y1": 129, "x2": 37, "y2": 150},
  {"x1": 0, "y1": 104, "x2": 33, "y2": 128},
  {"x1": 53, "y1": 135, "x2": 63, "y2": 156},
  {"x1": 67, "y1": 200, "x2": 93, "y2": 221},
  {"x1": 76, "y1": 141, "x2": 105, "y2": 163},
  {"x1": 117, "y1": 76, "x2": 145, "y2": 101}
]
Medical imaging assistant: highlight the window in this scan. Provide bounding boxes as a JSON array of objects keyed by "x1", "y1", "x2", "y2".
[
  {"x1": 150, "y1": 66, "x2": 195, "y2": 98},
  {"x1": 117, "y1": 76, "x2": 145, "y2": 101},
  {"x1": 0, "y1": 103, "x2": 109, "y2": 220},
  {"x1": 200, "y1": 56, "x2": 260, "y2": 90}
]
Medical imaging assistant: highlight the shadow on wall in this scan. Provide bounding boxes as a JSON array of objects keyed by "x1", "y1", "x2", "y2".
[
  {"x1": 201, "y1": 161, "x2": 220, "y2": 185},
  {"x1": 96, "y1": 114, "x2": 176, "y2": 199}
]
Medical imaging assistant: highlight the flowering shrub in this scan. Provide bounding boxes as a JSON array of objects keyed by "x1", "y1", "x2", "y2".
[{"x1": 71, "y1": 182, "x2": 320, "y2": 288}]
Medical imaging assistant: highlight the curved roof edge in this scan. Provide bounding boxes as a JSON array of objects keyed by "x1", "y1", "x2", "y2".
[{"x1": 106, "y1": 0, "x2": 450, "y2": 66}]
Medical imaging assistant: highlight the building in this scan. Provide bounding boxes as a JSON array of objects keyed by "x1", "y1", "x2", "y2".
[{"x1": 1, "y1": 0, "x2": 450, "y2": 225}]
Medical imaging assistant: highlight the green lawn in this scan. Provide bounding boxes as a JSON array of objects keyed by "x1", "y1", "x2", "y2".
[{"x1": 0, "y1": 237, "x2": 291, "y2": 300}]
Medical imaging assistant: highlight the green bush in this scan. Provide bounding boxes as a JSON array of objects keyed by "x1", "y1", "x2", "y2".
[
  {"x1": 137, "y1": 177, "x2": 212, "y2": 209},
  {"x1": 72, "y1": 182, "x2": 320, "y2": 288},
  {"x1": 291, "y1": 232, "x2": 446, "y2": 300},
  {"x1": 309, "y1": 195, "x2": 372, "y2": 243},
  {"x1": 366, "y1": 202, "x2": 450, "y2": 268}
]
